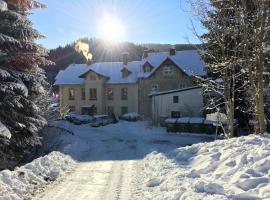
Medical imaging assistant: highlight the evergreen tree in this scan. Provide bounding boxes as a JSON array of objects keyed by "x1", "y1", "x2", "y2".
[{"x1": 0, "y1": 0, "x2": 52, "y2": 169}]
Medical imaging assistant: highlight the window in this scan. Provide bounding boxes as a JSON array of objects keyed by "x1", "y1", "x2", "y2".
[
  {"x1": 171, "y1": 111, "x2": 180, "y2": 118},
  {"x1": 121, "y1": 88, "x2": 128, "y2": 100},
  {"x1": 144, "y1": 66, "x2": 152, "y2": 72},
  {"x1": 107, "y1": 88, "x2": 114, "y2": 100},
  {"x1": 81, "y1": 88, "x2": 85, "y2": 100},
  {"x1": 107, "y1": 106, "x2": 114, "y2": 115},
  {"x1": 179, "y1": 82, "x2": 187, "y2": 89},
  {"x1": 69, "y1": 105, "x2": 75, "y2": 112},
  {"x1": 163, "y1": 65, "x2": 174, "y2": 76},
  {"x1": 90, "y1": 73, "x2": 96, "y2": 80},
  {"x1": 121, "y1": 107, "x2": 128, "y2": 115},
  {"x1": 173, "y1": 96, "x2": 179, "y2": 103},
  {"x1": 68, "y1": 88, "x2": 75, "y2": 100},
  {"x1": 89, "y1": 88, "x2": 97, "y2": 100},
  {"x1": 151, "y1": 84, "x2": 159, "y2": 92}
]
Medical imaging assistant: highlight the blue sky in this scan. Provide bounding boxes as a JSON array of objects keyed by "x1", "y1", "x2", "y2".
[{"x1": 30, "y1": 0, "x2": 204, "y2": 49}]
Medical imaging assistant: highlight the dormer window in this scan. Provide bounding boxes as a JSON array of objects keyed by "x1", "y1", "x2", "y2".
[
  {"x1": 121, "y1": 67, "x2": 131, "y2": 78},
  {"x1": 143, "y1": 62, "x2": 153, "y2": 73},
  {"x1": 145, "y1": 66, "x2": 151, "y2": 72},
  {"x1": 163, "y1": 65, "x2": 174, "y2": 76}
]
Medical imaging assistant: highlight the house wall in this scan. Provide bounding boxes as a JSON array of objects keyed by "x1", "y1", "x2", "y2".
[
  {"x1": 151, "y1": 87, "x2": 204, "y2": 121},
  {"x1": 59, "y1": 73, "x2": 138, "y2": 116},
  {"x1": 59, "y1": 84, "x2": 85, "y2": 113},
  {"x1": 84, "y1": 72, "x2": 106, "y2": 114},
  {"x1": 138, "y1": 59, "x2": 197, "y2": 118},
  {"x1": 104, "y1": 84, "x2": 138, "y2": 116}
]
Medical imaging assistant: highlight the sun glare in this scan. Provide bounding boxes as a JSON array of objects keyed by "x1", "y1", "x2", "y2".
[{"x1": 98, "y1": 15, "x2": 125, "y2": 43}]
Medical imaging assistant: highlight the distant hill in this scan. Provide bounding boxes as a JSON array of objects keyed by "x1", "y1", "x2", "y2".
[
  {"x1": 142, "y1": 43, "x2": 199, "y2": 52},
  {"x1": 43, "y1": 38, "x2": 199, "y2": 84}
]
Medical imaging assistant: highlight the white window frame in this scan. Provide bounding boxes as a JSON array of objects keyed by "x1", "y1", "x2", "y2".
[{"x1": 163, "y1": 65, "x2": 174, "y2": 76}]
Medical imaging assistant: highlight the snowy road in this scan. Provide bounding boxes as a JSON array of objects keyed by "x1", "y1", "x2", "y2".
[{"x1": 33, "y1": 121, "x2": 213, "y2": 200}]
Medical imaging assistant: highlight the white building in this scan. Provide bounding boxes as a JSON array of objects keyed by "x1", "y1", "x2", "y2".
[{"x1": 149, "y1": 86, "x2": 204, "y2": 123}]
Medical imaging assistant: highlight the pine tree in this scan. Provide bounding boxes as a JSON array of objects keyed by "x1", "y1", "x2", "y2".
[{"x1": 0, "y1": 0, "x2": 52, "y2": 169}]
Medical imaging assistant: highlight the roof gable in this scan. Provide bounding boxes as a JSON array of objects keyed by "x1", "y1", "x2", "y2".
[
  {"x1": 79, "y1": 68, "x2": 108, "y2": 79},
  {"x1": 147, "y1": 57, "x2": 189, "y2": 78},
  {"x1": 140, "y1": 50, "x2": 206, "y2": 78}
]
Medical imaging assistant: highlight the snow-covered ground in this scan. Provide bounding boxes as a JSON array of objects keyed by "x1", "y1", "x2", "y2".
[
  {"x1": 2, "y1": 120, "x2": 269, "y2": 200},
  {"x1": 0, "y1": 151, "x2": 75, "y2": 200},
  {"x1": 32, "y1": 120, "x2": 213, "y2": 200},
  {"x1": 140, "y1": 134, "x2": 270, "y2": 200}
]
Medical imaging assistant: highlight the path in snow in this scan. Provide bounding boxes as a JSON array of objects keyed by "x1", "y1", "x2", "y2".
[{"x1": 33, "y1": 121, "x2": 213, "y2": 200}]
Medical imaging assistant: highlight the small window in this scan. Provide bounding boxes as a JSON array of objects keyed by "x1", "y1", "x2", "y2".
[
  {"x1": 81, "y1": 88, "x2": 85, "y2": 100},
  {"x1": 107, "y1": 106, "x2": 114, "y2": 115},
  {"x1": 107, "y1": 88, "x2": 114, "y2": 100},
  {"x1": 90, "y1": 73, "x2": 96, "y2": 80},
  {"x1": 89, "y1": 88, "x2": 97, "y2": 100},
  {"x1": 171, "y1": 111, "x2": 180, "y2": 118},
  {"x1": 163, "y1": 66, "x2": 174, "y2": 76},
  {"x1": 151, "y1": 84, "x2": 159, "y2": 92},
  {"x1": 121, "y1": 107, "x2": 128, "y2": 115},
  {"x1": 144, "y1": 66, "x2": 152, "y2": 73},
  {"x1": 69, "y1": 105, "x2": 75, "y2": 112},
  {"x1": 121, "y1": 88, "x2": 128, "y2": 100},
  {"x1": 179, "y1": 82, "x2": 187, "y2": 89},
  {"x1": 68, "y1": 88, "x2": 75, "y2": 100},
  {"x1": 173, "y1": 96, "x2": 179, "y2": 103}
]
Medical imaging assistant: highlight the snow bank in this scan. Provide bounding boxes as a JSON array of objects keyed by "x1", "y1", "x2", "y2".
[
  {"x1": 0, "y1": 151, "x2": 75, "y2": 200},
  {"x1": 0, "y1": 121, "x2": 11, "y2": 139},
  {"x1": 141, "y1": 134, "x2": 270, "y2": 199},
  {"x1": 0, "y1": 0, "x2": 7, "y2": 11}
]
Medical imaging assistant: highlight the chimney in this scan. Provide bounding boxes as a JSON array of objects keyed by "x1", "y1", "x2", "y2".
[
  {"x1": 86, "y1": 59, "x2": 92, "y2": 66},
  {"x1": 143, "y1": 49, "x2": 148, "y2": 59},
  {"x1": 169, "y1": 46, "x2": 176, "y2": 56},
  {"x1": 122, "y1": 52, "x2": 129, "y2": 65}
]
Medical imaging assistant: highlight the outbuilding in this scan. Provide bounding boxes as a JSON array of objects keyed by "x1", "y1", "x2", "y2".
[{"x1": 149, "y1": 86, "x2": 204, "y2": 124}]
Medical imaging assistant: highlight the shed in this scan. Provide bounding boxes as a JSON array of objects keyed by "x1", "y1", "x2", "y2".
[{"x1": 149, "y1": 86, "x2": 204, "y2": 123}]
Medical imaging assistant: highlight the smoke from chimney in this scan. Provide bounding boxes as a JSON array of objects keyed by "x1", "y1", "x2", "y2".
[{"x1": 75, "y1": 41, "x2": 93, "y2": 65}]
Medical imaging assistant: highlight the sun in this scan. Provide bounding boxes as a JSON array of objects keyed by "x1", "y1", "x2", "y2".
[{"x1": 98, "y1": 15, "x2": 125, "y2": 43}]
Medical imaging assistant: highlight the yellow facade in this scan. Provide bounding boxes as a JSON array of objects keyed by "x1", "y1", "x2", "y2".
[{"x1": 59, "y1": 71, "x2": 138, "y2": 116}]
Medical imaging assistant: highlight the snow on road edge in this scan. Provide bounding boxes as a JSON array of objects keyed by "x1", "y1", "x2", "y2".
[
  {"x1": 0, "y1": 151, "x2": 75, "y2": 200},
  {"x1": 140, "y1": 134, "x2": 270, "y2": 200}
]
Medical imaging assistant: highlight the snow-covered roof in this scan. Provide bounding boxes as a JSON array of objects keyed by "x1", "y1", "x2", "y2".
[
  {"x1": 54, "y1": 50, "x2": 206, "y2": 85},
  {"x1": 149, "y1": 86, "x2": 202, "y2": 97},
  {"x1": 54, "y1": 64, "x2": 89, "y2": 85},
  {"x1": 139, "y1": 50, "x2": 206, "y2": 78},
  {"x1": 82, "y1": 61, "x2": 142, "y2": 84},
  {"x1": 54, "y1": 61, "x2": 142, "y2": 85}
]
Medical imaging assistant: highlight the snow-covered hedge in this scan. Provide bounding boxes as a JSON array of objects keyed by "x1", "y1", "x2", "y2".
[
  {"x1": 141, "y1": 134, "x2": 270, "y2": 199},
  {"x1": 0, "y1": 151, "x2": 75, "y2": 200}
]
